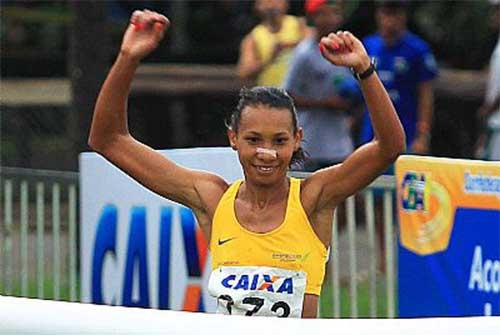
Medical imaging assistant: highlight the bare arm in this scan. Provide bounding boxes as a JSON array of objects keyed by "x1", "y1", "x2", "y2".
[
  {"x1": 411, "y1": 80, "x2": 434, "y2": 154},
  {"x1": 304, "y1": 31, "x2": 406, "y2": 211},
  {"x1": 88, "y1": 10, "x2": 227, "y2": 217},
  {"x1": 237, "y1": 35, "x2": 264, "y2": 81}
]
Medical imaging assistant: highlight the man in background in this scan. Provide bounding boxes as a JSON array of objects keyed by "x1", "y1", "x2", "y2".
[
  {"x1": 283, "y1": 0, "x2": 358, "y2": 171},
  {"x1": 237, "y1": 0, "x2": 309, "y2": 87},
  {"x1": 361, "y1": 0, "x2": 438, "y2": 272},
  {"x1": 360, "y1": 0, "x2": 438, "y2": 154}
]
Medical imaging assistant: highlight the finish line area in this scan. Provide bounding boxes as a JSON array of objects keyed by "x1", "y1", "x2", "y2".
[{"x1": 1, "y1": 296, "x2": 499, "y2": 334}]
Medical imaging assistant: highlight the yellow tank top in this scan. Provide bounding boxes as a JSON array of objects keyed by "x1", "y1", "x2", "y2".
[
  {"x1": 210, "y1": 178, "x2": 328, "y2": 295},
  {"x1": 251, "y1": 15, "x2": 303, "y2": 87}
]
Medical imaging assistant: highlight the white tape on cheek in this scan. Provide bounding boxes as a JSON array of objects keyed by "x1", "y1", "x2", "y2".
[{"x1": 256, "y1": 147, "x2": 277, "y2": 158}]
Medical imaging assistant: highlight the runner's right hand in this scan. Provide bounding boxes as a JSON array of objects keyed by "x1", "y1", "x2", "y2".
[{"x1": 120, "y1": 9, "x2": 169, "y2": 62}]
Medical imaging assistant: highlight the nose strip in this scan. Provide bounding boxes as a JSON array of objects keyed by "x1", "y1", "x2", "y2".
[{"x1": 256, "y1": 147, "x2": 277, "y2": 158}]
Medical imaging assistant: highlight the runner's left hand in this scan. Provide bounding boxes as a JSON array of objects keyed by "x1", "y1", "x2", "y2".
[{"x1": 319, "y1": 31, "x2": 371, "y2": 74}]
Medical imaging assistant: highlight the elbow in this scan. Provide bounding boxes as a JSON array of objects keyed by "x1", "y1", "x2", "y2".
[
  {"x1": 237, "y1": 67, "x2": 251, "y2": 81},
  {"x1": 395, "y1": 130, "x2": 407, "y2": 156},
  {"x1": 88, "y1": 130, "x2": 110, "y2": 155},
  {"x1": 378, "y1": 132, "x2": 406, "y2": 164},
  {"x1": 87, "y1": 134, "x2": 102, "y2": 153},
  {"x1": 392, "y1": 141, "x2": 406, "y2": 162},
  {"x1": 236, "y1": 63, "x2": 258, "y2": 82},
  {"x1": 387, "y1": 132, "x2": 407, "y2": 162}
]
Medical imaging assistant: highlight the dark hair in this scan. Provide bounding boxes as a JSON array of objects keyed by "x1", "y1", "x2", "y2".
[
  {"x1": 375, "y1": 0, "x2": 409, "y2": 10},
  {"x1": 227, "y1": 86, "x2": 306, "y2": 166}
]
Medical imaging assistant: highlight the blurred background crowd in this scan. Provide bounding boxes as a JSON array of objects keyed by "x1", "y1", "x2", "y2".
[{"x1": 1, "y1": 0, "x2": 499, "y2": 171}]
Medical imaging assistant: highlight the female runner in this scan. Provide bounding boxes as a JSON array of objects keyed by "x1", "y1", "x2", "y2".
[{"x1": 89, "y1": 9, "x2": 405, "y2": 318}]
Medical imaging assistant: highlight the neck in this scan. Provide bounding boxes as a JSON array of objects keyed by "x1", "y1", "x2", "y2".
[
  {"x1": 265, "y1": 16, "x2": 284, "y2": 33},
  {"x1": 383, "y1": 30, "x2": 406, "y2": 47},
  {"x1": 240, "y1": 178, "x2": 289, "y2": 209}
]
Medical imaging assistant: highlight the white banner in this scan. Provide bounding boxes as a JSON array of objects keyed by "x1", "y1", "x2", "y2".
[
  {"x1": 79, "y1": 147, "x2": 243, "y2": 312},
  {"x1": 2, "y1": 296, "x2": 500, "y2": 335}
]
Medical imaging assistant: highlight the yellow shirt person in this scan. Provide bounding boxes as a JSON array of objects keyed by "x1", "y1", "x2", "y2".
[{"x1": 237, "y1": 1, "x2": 308, "y2": 87}]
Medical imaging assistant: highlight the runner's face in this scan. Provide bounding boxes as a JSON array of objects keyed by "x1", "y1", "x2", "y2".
[{"x1": 228, "y1": 105, "x2": 301, "y2": 185}]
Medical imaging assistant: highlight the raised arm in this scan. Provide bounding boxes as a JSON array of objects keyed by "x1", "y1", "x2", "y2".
[
  {"x1": 305, "y1": 31, "x2": 406, "y2": 210},
  {"x1": 88, "y1": 10, "x2": 227, "y2": 225},
  {"x1": 237, "y1": 35, "x2": 263, "y2": 82}
]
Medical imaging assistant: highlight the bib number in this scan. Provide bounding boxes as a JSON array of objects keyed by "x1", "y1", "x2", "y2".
[
  {"x1": 208, "y1": 266, "x2": 306, "y2": 318},
  {"x1": 218, "y1": 295, "x2": 290, "y2": 317}
]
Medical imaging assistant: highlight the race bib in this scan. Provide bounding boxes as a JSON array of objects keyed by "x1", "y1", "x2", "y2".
[{"x1": 208, "y1": 266, "x2": 306, "y2": 318}]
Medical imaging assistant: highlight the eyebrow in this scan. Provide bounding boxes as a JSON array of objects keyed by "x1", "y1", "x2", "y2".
[{"x1": 245, "y1": 131, "x2": 290, "y2": 137}]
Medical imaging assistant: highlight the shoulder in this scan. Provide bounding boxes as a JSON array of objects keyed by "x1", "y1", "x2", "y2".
[
  {"x1": 195, "y1": 171, "x2": 229, "y2": 195},
  {"x1": 295, "y1": 37, "x2": 315, "y2": 55},
  {"x1": 363, "y1": 34, "x2": 383, "y2": 55},
  {"x1": 240, "y1": 33, "x2": 256, "y2": 49},
  {"x1": 402, "y1": 32, "x2": 433, "y2": 54},
  {"x1": 289, "y1": 38, "x2": 314, "y2": 68},
  {"x1": 284, "y1": 14, "x2": 302, "y2": 26},
  {"x1": 250, "y1": 23, "x2": 267, "y2": 39},
  {"x1": 193, "y1": 171, "x2": 230, "y2": 212},
  {"x1": 363, "y1": 34, "x2": 382, "y2": 47},
  {"x1": 299, "y1": 166, "x2": 342, "y2": 214}
]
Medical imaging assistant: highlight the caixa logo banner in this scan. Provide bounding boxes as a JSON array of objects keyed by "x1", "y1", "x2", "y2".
[
  {"x1": 90, "y1": 205, "x2": 211, "y2": 311},
  {"x1": 80, "y1": 148, "x2": 242, "y2": 313}
]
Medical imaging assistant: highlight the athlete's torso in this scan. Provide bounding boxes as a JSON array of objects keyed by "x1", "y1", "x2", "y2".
[{"x1": 208, "y1": 178, "x2": 328, "y2": 317}]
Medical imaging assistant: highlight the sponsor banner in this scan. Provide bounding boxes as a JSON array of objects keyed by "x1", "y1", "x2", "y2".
[
  {"x1": 396, "y1": 156, "x2": 500, "y2": 317},
  {"x1": 80, "y1": 147, "x2": 243, "y2": 312}
]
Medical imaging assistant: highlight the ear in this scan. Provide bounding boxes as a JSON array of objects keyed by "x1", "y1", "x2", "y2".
[
  {"x1": 294, "y1": 127, "x2": 303, "y2": 152},
  {"x1": 227, "y1": 129, "x2": 238, "y2": 151}
]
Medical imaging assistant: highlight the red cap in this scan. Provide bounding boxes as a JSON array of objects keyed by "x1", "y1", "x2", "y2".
[{"x1": 305, "y1": 0, "x2": 328, "y2": 15}]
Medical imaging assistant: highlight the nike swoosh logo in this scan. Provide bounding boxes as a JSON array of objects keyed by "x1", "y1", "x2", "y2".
[{"x1": 218, "y1": 237, "x2": 236, "y2": 246}]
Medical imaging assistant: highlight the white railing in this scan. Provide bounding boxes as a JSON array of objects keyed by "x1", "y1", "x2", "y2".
[
  {"x1": 294, "y1": 172, "x2": 397, "y2": 318},
  {"x1": 0, "y1": 167, "x2": 397, "y2": 318},
  {"x1": 0, "y1": 167, "x2": 79, "y2": 302}
]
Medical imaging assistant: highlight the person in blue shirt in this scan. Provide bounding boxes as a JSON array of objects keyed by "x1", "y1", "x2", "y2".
[
  {"x1": 360, "y1": 0, "x2": 438, "y2": 154},
  {"x1": 362, "y1": 0, "x2": 438, "y2": 272}
]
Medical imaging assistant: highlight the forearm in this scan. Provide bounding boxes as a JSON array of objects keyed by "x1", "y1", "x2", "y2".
[
  {"x1": 360, "y1": 73, "x2": 406, "y2": 158},
  {"x1": 237, "y1": 60, "x2": 264, "y2": 80},
  {"x1": 88, "y1": 51, "x2": 140, "y2": 150},
  {"x1": 237, "y1": 36, "x2": 264, "y2": 80},
  {"x1": 416, "y1": 81, "x2": 434, "y2": 138}
]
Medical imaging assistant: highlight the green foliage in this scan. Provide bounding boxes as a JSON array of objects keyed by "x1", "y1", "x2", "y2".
[
  {"x1": 414, "y1": 0, "x2": 497, "y2": 69},
  {"x1": 320, "y1": 278, "x2": 392, "y2": 318},
  {"x1": 0, "y1": 277, "x2": 80, "y2": 302}
]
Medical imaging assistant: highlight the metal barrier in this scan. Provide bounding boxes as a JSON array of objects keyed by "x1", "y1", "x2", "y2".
[
  {"x1": 290, "y1": 172, "x2": 397, "y2": 318},
  {"x1": 0, "y1": 167, "x2": 79, "y2": 302},
  {"x1": 0, "y1": 166, "x2": 396, "y2": 318}
]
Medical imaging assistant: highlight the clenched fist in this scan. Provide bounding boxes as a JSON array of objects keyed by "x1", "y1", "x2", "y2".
[
  {"x1": 120, "y1": 9, "x2": 170, "y2": 62},
  {"x1": 319, "y1": 31, "x2": 371, "y2": 74}
]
